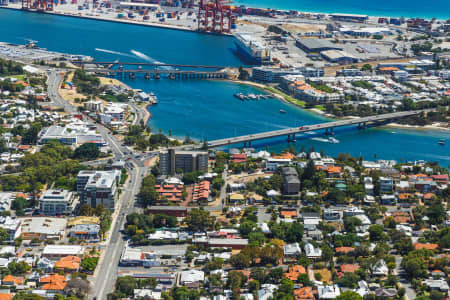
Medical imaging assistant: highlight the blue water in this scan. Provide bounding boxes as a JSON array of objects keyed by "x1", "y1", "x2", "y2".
[
  {"x1": 0, "y1": 9, "x2": 448, "y2": 167},
  {"x1": 234, "y1": 0, "x2": 450, "y2": 19}
]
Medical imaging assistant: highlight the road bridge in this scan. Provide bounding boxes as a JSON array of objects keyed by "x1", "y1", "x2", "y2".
[
  {"x1": 206, "y1": 109, "x2": 432, "y2": 148},
  {"x1": 83, "y1": 68, "x2": 227, "y2": 79},
  {"x1": 73, "y1": 60, "x2": 230, "y2": 79},
  {"x1": 73, "y1": 61, "x2": 226, "y2": 70}
]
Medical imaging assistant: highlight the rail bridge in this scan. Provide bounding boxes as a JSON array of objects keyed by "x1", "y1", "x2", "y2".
[
  {"x1": 72, "y1": 61, "x2": 230, "y2": 80},
  {"x1": 206, "y1": 109, "x2": 432, "y2": 148}
]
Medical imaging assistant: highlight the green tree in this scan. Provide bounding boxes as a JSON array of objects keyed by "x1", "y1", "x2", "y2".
[
  {"x1": 230, "y1": 253, "x2": 250, "y2": 268},
  {"x1": 73, "y1": 143, "x2": 100, "y2": 160},
  {"x1": 115, "y1": 276, "x2": 137, "y2": 296},
  {"x1": 297, "y1": 273, "x2": 312, "y2": 286},
  {"x1": 185, "y1": 208, "x2": 215, "y2": 232},
  {"x1": 0, "y1": 228, "x2": 9, "y2": 243},
  {"x1": 81, "y1": 257, "x2": 99, "y2": 272},
  {"x1": 336, "y1": 291, "x2": 363, "y2": 300},
  {"x1": 138, "y1": 175, "x2": 158, "y2": 206},
  {"x1": 368, "y1": 224, "x2": 385, "y2": 242},
  {"x1": 239, "y1": 221, "x2": 256, "y2": 238}
]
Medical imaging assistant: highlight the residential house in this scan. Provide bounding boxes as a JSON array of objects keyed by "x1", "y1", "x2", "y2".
[
  {"x1": 304, "y1": 243, "x2": 322, "y2": 259},
  {"x1": 54, "y1": 256, "x2": 81, "y2": 272},
  {"x1": 375, "y1": 288, "x2": 397, "y2": 298},
  {"x1": 318, "y1": 285, "x2": 340, "y2": 299},
  {"x1": 371, "y1": 260, "x2": 389, "y2": 276},
  {"x1": 285, "y1": 265, "x2": 306, "y2": 281},
  {"x1": 1, "y1": 275, "x2": 24, "y2": 286},
  {"x1": 323, "y1": 209, "x2": 340, "y2": 221},
  {"x1": 335, "y1": 247, "x2": 355, "y2": 255},
  {"x1": 294, "y1": 287, "x2": 314, "y2": 300},
  {"x1": 284, "y1": 243, "x2": 302, "y2": 257},
  {"x1": 422, "y1": 279, "x2": 450, "y2": 292},
  {"x1": 379, "y1": 177, "x2": 393, "y2": 193},
  {"x1": 413, "y1": 243, "x2": 439, "y2": 251},
  {"x1": 40, "y1": 274, "x2": 67, "y2": 294}
]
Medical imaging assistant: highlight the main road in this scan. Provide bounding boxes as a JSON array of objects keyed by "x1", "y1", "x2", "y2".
[{"x1": 47, "y1": 69, "x2": 148, "y2": 299}]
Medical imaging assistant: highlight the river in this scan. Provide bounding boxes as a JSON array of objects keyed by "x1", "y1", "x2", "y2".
[{"x1": 0, "y1": 9, "x2": 448, "y2": 167}]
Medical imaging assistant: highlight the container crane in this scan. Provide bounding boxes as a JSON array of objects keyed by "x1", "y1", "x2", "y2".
[{"x1": 198, "y1": 0, "x2": 232, "y2": 33}]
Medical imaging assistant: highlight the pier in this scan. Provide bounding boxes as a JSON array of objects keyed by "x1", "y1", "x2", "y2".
[{"x1": 206, "y1": 109, "x2": 433, "y2": 148}]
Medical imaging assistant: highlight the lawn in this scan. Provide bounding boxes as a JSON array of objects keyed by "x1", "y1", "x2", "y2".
[
  {"x1": 7, "y1": 74, "x2": 25, "y2": 81},
  {"x1": 264, "y1": 86, "x2": 306, "y2": 108}
]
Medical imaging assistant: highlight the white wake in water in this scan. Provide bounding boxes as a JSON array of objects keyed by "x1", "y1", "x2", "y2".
[
  {"x1": 130, "y1": 50, "x2": 172, "y2": 70},
  {"x1": 95, "y1": 48, "x2": 134, "y2": 58},
  {"x1": 130, "y1": 50, "x2": 154, "y2": 62}
]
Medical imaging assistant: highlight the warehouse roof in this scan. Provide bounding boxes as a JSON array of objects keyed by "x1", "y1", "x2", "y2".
[{"x1": 296, "y1": 39, "x2": 342, "y2": 51}]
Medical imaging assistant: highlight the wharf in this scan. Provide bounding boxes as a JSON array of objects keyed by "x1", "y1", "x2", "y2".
[{"x1": 0, "y1": 5, "x2": 232, "y2": 36}]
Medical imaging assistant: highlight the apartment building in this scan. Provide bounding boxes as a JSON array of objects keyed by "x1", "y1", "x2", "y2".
[
  {"x1": 76, "y1": 170, "x2": 120, "y2": 209},
  {"x1": 159, "y1": 148, "x2": 208, "y2": 175},
  {"x1": 39, "y1": 189, "x2": 75, "y2": 216}
]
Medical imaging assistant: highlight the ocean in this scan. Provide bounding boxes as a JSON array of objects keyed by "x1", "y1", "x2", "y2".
[{"x1": 233, "y1": 0, "x2": 450, "y2": 19}]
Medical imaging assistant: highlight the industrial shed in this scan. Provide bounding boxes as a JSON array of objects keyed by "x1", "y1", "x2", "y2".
[{"x1": 295, "y1": 38, "x2": 342, "y2": 53}]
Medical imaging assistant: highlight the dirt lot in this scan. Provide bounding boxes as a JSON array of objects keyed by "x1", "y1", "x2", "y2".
[
  {"x1": 58, "y1": 72, "x2": 129, "y2": 106},
  {"x1": 324, "y1": 58, "x2": 410, "y2": 76},
  {"x1": 312, "y1": 268, "x2": 332, "y2": 284},
  {"x1": 281, "y1": 23, "x2": 326, "y2": 33}
]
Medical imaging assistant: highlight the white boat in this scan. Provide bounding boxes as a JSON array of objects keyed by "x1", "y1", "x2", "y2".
[
  {"x1": 328, "y1": 137, "x2": 339, "y2": 144},
  {"x1": 247, "y1": 93, "x2": 257, "y2": 100}
]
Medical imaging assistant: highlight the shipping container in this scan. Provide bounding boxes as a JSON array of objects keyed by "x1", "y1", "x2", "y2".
[{"x1": 143, "y1": 15, "x2": 149, "y2": 20}]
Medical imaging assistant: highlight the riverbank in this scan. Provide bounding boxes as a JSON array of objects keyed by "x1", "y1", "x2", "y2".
[
  {"x1": 226, "y1": 79, "x2": 336, "y2": 119},
  {"x1": 224, "y1": 79, "x2": 450, "y2": 132},
  {"x1": 385, "y1": 122, "x2": 450, "y2": 132}
]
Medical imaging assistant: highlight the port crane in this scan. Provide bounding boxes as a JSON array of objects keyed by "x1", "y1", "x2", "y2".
[{"x1": 198, "y1": 0, "x2": 233, "y2": 33}]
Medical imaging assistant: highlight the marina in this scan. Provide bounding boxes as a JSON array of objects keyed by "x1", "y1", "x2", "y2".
[{"x1": 233, "y1": 92, "x2": 271, "y2": 100}]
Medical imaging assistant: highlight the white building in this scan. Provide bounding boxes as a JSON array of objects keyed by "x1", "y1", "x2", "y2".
[
  {"x1": 39, "y1": 123, "x2": 105, "y2": 146},
  {"x1": 77, "y1": 170, "x2": 120, "y2": 210},
  {"x1": 20, "y1": 217, "x2": 67, "y2": 240},
  {"x1": 304, "y1": 243, "x2": 322, "y2": 259},
  {"x1": 39, "y1": 189, "x2": 75, "y2": 215},
  {"x1": 265, "y1": 158, "x2": 291, "y2": 171},
  {"x1": 318, "y1": 285, "x2": 341, "y2": 299},
  {"x1": 42, "y1": 245, "x2": 85, "y2": 258},
  {"x1": 371, "y1": 260, "x2": 389, "y2": 276},
  {"x1": 180, "y1": 270, "x2": 205, "y2": 285}
]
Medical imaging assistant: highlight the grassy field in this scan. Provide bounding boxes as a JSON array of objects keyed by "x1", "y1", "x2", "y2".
[
  {"x1": 264, "y1": 86, "x2": 306, "y2": 108},
  {"x1": 7, "y1": 74, "x2": 25, "y2": 80}
]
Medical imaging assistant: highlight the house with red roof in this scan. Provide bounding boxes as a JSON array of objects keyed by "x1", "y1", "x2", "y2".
[
  {"x1": 155, "y1": 183, "x2": 184, "y2": 203},
  {"x1": 232, "y1": 153, "x2": 247, "y2": 164}
]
